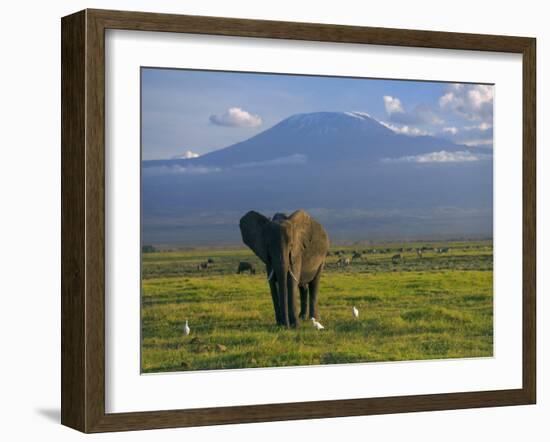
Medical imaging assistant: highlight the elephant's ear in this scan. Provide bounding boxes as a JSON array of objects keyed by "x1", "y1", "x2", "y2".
[
  {"x1": 239, "y1": 211, "x2": 270, "y2": 263},
  {"x1": 289, "y1": 210, "x2": 329, "y2": 261}
]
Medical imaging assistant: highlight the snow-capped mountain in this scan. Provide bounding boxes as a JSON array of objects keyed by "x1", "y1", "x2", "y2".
[
  {"x1": 141, "y1": 112, "x2": 493, "y2": 245},
  {"x1": 143, "y1": 111, "x2": 465, "y2": 169}
]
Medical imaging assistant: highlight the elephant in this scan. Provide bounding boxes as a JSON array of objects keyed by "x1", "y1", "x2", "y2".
[
  {"x1": 239, "y1": 210, "x2": 329, "y2": 328},
  {"x1": 236, "y1": 261, "x2": 256, "y2": 275}
]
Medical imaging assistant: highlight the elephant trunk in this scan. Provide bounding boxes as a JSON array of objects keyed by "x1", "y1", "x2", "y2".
[{"x1": 275, "y1": 258, "x2": 290, "y2": 327}]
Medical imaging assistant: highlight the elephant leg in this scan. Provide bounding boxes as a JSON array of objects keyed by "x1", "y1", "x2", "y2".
[
  {"x1": 277, "y1": 271, "x2": 290, "y2": 328},
  {"x1": 287, "y1": 274, "x2": 299, "y2": 327},
  {"x1": 299, "y1": 285, "x2": 308, "y2": 319},
  {"x1": 308, "y1": 270, "x2": 323, "y2": 320},
  {"x1": 268, "y1": 278, "x2": 282, "y2": 325}
]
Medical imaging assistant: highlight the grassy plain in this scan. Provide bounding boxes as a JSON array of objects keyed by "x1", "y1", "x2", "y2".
[{"x1": 141, "y1": 241, "x2": 493, "y2": 373}]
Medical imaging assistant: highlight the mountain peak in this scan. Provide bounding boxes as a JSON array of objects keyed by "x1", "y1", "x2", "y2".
[
  {"x1": 272, "y1": 111, "x2": 394, "y2": 139},
  {"x1": 280, "y1": 111, "x2": 379, "y2": 126},
  {"x1": 285, "y1": 110, "x2": 373, "y2": 121},
  {"x1": 143, "y1": 110, "x2": 462, "y2": 168}
]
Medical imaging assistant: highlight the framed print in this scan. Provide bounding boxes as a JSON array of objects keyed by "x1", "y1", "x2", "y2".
[{"x1": 61, "y1": 9, "x2": 536, "y2": 433}]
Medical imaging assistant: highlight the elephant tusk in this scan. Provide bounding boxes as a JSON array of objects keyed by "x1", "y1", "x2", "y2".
[
  {"x1": 288, "y1": 267, "x2": 299, "y2": 283},
  {"x1": 267, "y1": 269, "x2": 298, "y2": 283}
]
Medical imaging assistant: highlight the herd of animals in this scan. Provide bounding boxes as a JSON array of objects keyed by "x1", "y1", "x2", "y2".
[{"x1": 196, "y1": 245, "x2": 452, "y2": 272}]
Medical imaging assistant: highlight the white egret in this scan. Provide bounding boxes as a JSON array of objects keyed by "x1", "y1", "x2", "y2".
[
  {"x1": 352, "y1": 306, "x2": 359, "y2": 319},
  {"x1": 183, "y1": 319, "x2": 190, "y2": 336},
  {"x1": 311, "y1": 317, "x2": 325, "y2": 330}
]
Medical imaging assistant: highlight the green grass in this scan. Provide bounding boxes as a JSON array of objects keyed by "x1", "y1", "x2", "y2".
[{"x1": 141, "y1": 240, "x2": 493, "y2": 373}]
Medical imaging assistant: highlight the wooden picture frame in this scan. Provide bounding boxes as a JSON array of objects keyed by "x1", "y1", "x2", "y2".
[{"x1": 61, "y1": 8, "x2": 536, "y2": 433}]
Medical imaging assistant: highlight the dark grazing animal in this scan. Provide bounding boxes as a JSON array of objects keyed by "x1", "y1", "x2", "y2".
[
  {"x1": 236, "y1": 261, "x2": 256, "y2": 275},
  {"x1": 197, "y1": 261, "x2": 212, "y2": 270}
]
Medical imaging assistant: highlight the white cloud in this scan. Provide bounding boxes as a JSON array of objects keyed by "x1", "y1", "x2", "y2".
[
  {"x1": 468, "y1": 85, "x2": 493, "y2": 109},
  {"x1": 439, "y1": 84, "x2": 494, "y2": 121},
  {"x1": 171, "y1": 150, "x2": 200, "y2": 159},
  {"x1": 383, "y1": 150, "x2": 491, "y2": 164},
  {"x1": 439, "y1": 92, "x2": 457, "y2": 108},
  {"x1": 458, "y1": 122, "x2": 493, "y2": 147},
  {"x1": 464, "y1": 122, "x2": 492, "y2": 131},
  {"x1": 380, "y1": 121, "x2": 430, "y2": 136},
  {"x1": 383, "y1": 96, "x2": 404, "y2": 114},
  {"x1": 461, "y1": 139, "x2": 494, "y2": 147},
  {"x1": 143, "y1": 165, "x2": 221, "y2": 176},
  {"x1": 209, "y1": 107, "x2": 263, "y2": 128},
  {"x1": 442, "y1": 127, "x2": 459, "y2": 135},
  {"x1": 383, "y1": 97, "x2": 443, "y2": 126},
  {"x1": 234, "y1": 154, "x2": 307, "y2": 168},
  {"x1": 144, "y1": 155, "x2": 307, "y2": 176},
  {"x1": 425, "y1": 112, "x2": 444, "y2": 125}
]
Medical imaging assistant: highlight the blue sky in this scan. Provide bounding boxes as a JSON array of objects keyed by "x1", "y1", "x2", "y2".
[{"x1": 141, "y1": 68, "x2": 493, "y2": 160}]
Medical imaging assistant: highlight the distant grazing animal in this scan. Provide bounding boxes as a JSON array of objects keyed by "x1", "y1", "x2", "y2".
[
  {"x1": 183, "y1": 320, "x2": 190, "y2": 336},
  {"x1": 352, "y1": 306, "x2": 359, "y2": 319},
  {"x1": 336, "y1": 257, "x2": 351, "y2": 267},
  {"x1": 352, "y1": 252, "x2": 365, "y2": 261},
  {"x1": 237, "y1": 261, "x2": 256, "y2": 275},
  {"x1": 207, "y1": 258, "x2": 214, "y2": 264},
  {"x1": 197, "y1": 261, "x2": 212, "y2": 270},
  {"x1": 437, "y1": 247, "x2": 450, "y2": 254},
  {"x1": 391, "y1": 253, "x2": 403, "y2": 263},
  {"x1": 311, "y1": 318, "x2": 325, "y2": 330},
  {"x1": 416, "y1": 249, "x2": 423, "y2": 258}
]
